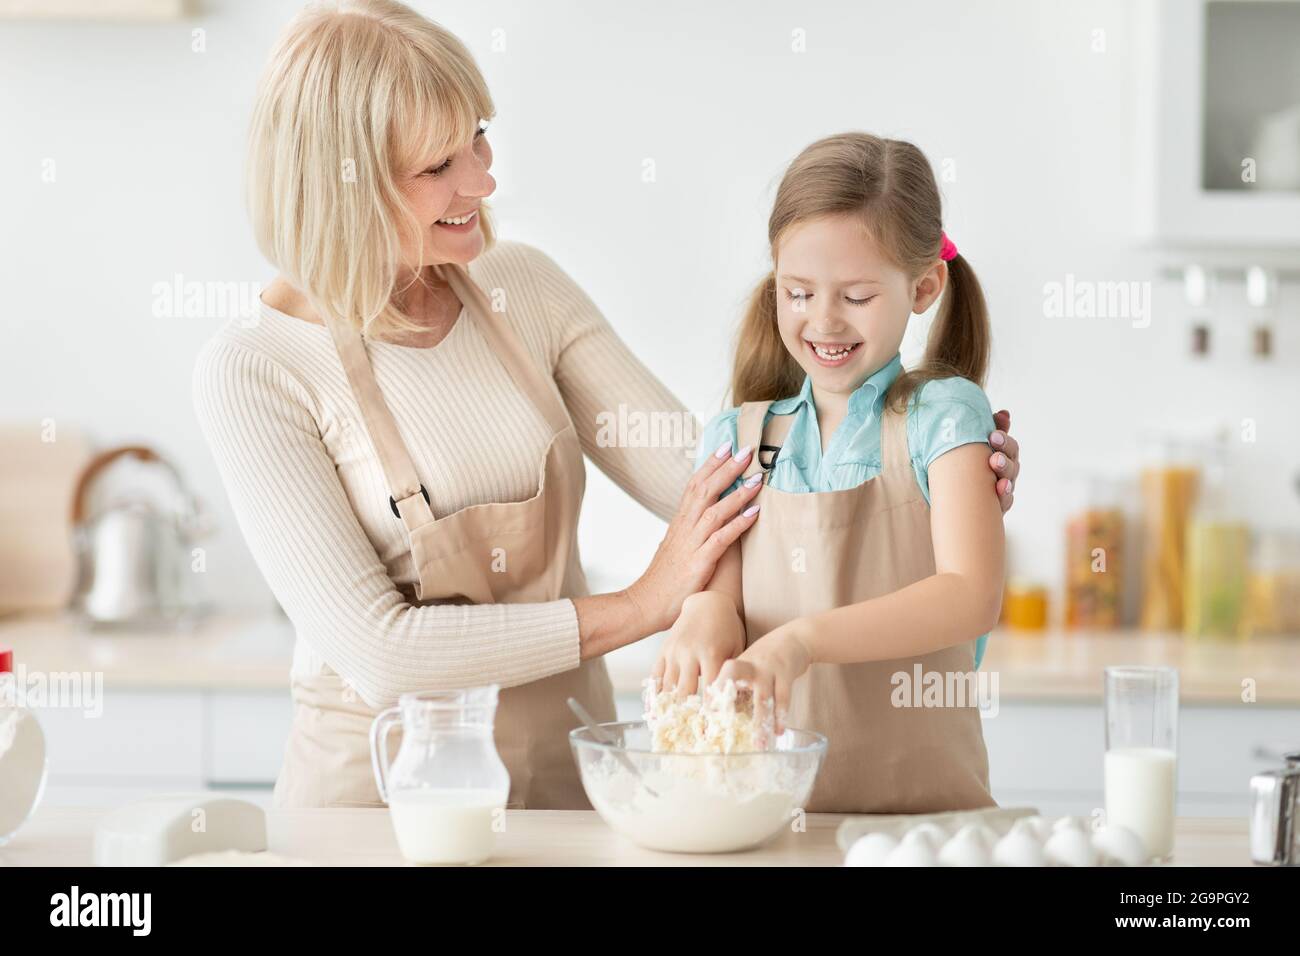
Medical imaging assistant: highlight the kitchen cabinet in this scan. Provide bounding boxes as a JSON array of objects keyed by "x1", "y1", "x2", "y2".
[
  {"x1": 34, "y1": 688, "x2": 291, "y2": 808},
  {"x1": 0, "y1": 612, "x2": 295, "y2": 808},
  {"x1": 1134, "y1": 0, "x2": 1300, "y2": 245}
]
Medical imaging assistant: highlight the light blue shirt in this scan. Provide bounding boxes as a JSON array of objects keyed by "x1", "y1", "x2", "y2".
[{"x1": 697, "y1": 353, "x2": 994, "y2": 668}]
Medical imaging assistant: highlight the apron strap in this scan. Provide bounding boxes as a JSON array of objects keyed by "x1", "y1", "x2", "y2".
[
  {"x1": 439, "y1": 263, "x2": 574, "y2": 436},
  {"x1": 324, "y1": 312, "x2": 436, "y2": 531},
  {"x1": 323, "y1": 262, "x2": 573, "y2": 536},
  {"x1": 879, "y1": 402, "x2": 912, "y2": 473},
  {"x1": 736, "y1": 400, "x2": 797, "y2": 480}
]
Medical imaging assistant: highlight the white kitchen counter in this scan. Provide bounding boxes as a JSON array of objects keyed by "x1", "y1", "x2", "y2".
[{"x1": 1, "y1": 807, "x2": 1256, "y2": 867}]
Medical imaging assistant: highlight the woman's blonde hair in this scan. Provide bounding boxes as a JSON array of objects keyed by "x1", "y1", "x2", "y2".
[
  {"x1": 247, "y1": 0, "x2": 496, "y2": 336},
  {"x1": 731, "y1": 133, "x2": 989, "y2": 412}
]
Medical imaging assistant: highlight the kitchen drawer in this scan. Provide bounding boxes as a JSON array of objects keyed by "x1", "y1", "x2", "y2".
[
  {"x1": 981, "y1": 701, "x2": 1300, "y2": 801},
  {"x1": 981, "y1": 702, "x2": 1103, "y2": 793},
  {"x1": 39, "y1": 778, "x2": 206, "y2": 809},
  {"x1": 988, "y1": 789, "x2": 1250, "y2": 820},
  {"x1": 204, "y1": 689, "x2": 293, "y2": 785},
  {"x1": 1177, "y1": 706, "x2": 1299, "y2": 793},
  {"x1": 35, "y1": 690, "x2": 205, "y2": 779}
]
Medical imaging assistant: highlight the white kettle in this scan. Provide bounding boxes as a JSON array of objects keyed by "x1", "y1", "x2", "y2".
[{"x1": 69, "y1": 445, "x2": 207, "y2": 626}]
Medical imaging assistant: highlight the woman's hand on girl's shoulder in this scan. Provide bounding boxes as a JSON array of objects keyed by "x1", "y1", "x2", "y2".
[
  {"x1": 626, "y1": 441, "x2": 762, "y2": 634},
  {"x1": 988, "y1": 409, "x2": 1020, "y2": 513}
]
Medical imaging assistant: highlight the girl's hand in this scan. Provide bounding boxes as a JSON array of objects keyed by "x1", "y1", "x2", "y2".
[
  {"x1": 716, "y1": 625, "x2": 813, "y2": 735},
  {"x1": 626, "y1": 442, "x2": 763, "y2": 634},
  {"x1": 653, "y1": 591, "x2": 745, "y2": 695},
  {"x1": 988, "y1": 409, "x2": 1020, "y2": 514}
]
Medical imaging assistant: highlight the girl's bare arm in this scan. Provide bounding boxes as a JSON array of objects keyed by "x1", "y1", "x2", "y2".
[{"x1": 789, "y1": 443, "x2": 1004, "y2": 663}]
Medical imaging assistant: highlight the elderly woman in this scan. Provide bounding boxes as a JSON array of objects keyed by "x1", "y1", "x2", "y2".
[{"x1": 193, "y1": 0, "x2": 1021, "y2": 810}]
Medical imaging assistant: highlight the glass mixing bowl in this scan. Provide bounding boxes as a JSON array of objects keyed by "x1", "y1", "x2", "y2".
[{"x1": 570, "y1": 721, "x2": 827, "y2": 853}]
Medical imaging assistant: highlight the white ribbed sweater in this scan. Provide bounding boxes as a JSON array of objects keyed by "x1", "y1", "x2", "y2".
[{"x1": 193, "y1": 241, "x2": 695, "y2": 708}]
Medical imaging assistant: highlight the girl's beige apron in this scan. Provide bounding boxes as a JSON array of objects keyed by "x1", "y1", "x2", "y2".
[
  {"x1": 736, "y1": 400, "x2": 994, "y2": 814},
  {"x1": 273, "y1": 263, "x2": 615, "y2": 810}
]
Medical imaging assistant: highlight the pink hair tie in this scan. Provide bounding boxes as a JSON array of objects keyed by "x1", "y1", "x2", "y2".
[{"x1": 939, "y1": 231, "x2": 958, "y2": 262}]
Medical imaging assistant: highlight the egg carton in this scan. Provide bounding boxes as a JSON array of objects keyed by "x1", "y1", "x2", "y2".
[{"x1": 837, "y1": 807, "x2": 1152, "y2": 867}]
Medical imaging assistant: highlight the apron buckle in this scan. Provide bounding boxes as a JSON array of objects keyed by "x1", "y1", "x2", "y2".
[{"x1": 389, "y1": 485, "x2": 430, "y2": 518}]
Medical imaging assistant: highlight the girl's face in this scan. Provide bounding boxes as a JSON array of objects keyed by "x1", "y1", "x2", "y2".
[
  {"x1": 398, "y1": 122, "x2": 496, "y2": 270},
  {"x1": 774, "y1": 214, "x2": 945, "y2": 398}
]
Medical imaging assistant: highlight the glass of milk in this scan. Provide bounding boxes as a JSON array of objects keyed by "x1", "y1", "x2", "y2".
[
  {"x1": 1104, "y1": 666, "x2": 1179, "y2": 861},
  {"x1": 370, "y1": 686, "x2": 509, "y2": 865}
]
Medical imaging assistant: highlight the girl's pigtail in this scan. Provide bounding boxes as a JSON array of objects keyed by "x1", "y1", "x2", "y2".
[
  {"x1": 730, "y1": 272, "x2": 804, "y2": 405},
  {"x1": 890, "y1": 251, "x2": 991, "y2": 411}
]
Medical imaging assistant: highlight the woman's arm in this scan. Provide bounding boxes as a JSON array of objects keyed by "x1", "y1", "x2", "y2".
[
  {"x1": 194, "y1": 337, "x2": 760, "y2": 707},
  {"x1": 520, "y1": 244, "x2": 697, "y2": 522},
  {"x1": 193, "y1": 338, "x2": 593, "y2": 709},
  {"x1": 578, "y1": 449, "x2": 760, "y2": 657}
]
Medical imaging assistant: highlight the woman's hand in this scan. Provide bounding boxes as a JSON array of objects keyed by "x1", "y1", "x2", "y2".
[
  {"x1": 716, "y1": 624, "x2": 813, "y2": 735},
  {"x1": 988, "y1": 409, "x2": 1020, "y2": 513},
  {"x1": 625, "y1": 442, "x2": 763, "y2": 634},
  {"x1": 653, "y1": 591, "x2": 745, "y2": 695}
]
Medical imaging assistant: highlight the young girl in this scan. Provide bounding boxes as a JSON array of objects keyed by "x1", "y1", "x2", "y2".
[{"x1": 655, "y1": 133, "x2": 1004, "y2": 814}]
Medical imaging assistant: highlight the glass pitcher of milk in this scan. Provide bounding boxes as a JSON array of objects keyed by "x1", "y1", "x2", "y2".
[
  {"x1": 370, "y1": 686, "x2": 509, "y2": 865},
  {"x1": 1104, "y1": 666, "x2": 1179, "y2": 861}
]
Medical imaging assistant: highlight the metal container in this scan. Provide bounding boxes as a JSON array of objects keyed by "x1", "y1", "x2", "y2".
[
  {"x1": 1249, "y1": 751, "x2": 1300, "y2": 865},
  {"x1": 69, "y1": 445, "x2": 207, "y2": 626}
]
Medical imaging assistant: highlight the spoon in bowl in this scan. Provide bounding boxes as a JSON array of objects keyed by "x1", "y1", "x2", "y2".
[{"x1": 567, "y1": 697, "x2": 659, "y2": 799}]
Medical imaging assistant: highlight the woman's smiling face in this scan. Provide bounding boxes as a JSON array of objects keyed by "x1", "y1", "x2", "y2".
[
  {"x1": 775, "y1": 214, "x2": 944, "y2": 397},
  {"x1": 398, "y1": 122, "x2": 496, "y2": 269}
]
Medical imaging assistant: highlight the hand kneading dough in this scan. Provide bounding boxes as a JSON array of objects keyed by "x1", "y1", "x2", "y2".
[{"x1": 641, "y1": 678, "x2": 774, "y2": 753}]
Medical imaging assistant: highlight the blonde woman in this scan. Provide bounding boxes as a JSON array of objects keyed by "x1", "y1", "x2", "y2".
[{"x1": 193, "y1": 0, "x2": 1022, "y2": 810}]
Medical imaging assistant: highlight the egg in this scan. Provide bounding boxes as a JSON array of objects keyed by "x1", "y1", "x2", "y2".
[
  {"x1": 1008, "y1": 817, "x2": 1043, "y2": 841},
  {"x1": 1091, "y1": 824, "x2": 1149, "y2": 867},
  {"x1": 938, "y1": 825, "x2": 993, "y2": 867},
  {"x1": 885, "y1": 829, "x2": 939, "y2": 866},
  {"x1": 909, "y1": 822, "x2": 950, "y2": 847},
  {"x1": 964, "y1": 823, "x2": 999, "y2": 851},
  {"x1": 1052, "y1": 815, "x2": 1086, "y2": 833},
  {"x1": 1016, "y1": 815, "x2": 1052, "y2": 842},
  {"x1": 1044, "y1": 827, "x2": 1099, "y2": 866},
  {"x1": 993, "y1": 828, "x2": 1046, "y2": 867},
  {"x1": 844, "y1": 832, "x2": 898, "y2": 867}
]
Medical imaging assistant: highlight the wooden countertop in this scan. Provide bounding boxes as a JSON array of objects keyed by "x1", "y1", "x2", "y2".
[
  {"x1": 2, "y1": 807, "x2": 1255, "y2": 867},
  {"x1": 981, "y1": 628, "x2": 1300, "y2": 705},
  {"x1": 0, "y1": 610, "x2": 295, "y2": 690},
  {"x1": 2, "y1": 610, "x2": 1297, "y2": 705}
]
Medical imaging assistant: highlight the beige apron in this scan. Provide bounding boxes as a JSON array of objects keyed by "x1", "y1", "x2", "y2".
[
  {"x1": 273, "y1": 263, "x2": 616, "y2": 810},
  {"x1": 736, "y1": 399, "x2": 994, "y2": 814}
]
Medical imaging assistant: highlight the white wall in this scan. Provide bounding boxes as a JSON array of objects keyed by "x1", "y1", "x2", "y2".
[{"x1": 3, "y1": 0, "x2": 1298, "y2": 617}]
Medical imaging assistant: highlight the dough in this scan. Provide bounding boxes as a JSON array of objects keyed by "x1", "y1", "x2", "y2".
[{"x1": 641, "y1": 678, "x2": 774, "y2": 754}]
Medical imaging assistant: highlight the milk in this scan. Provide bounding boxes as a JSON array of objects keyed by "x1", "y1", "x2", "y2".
[
  {"x1": 387, "y1": 789, "x2": 505, "y2": 865},
  {"x1": 1105, "y1": 746, "x2": 1176, "y2": 860}
]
